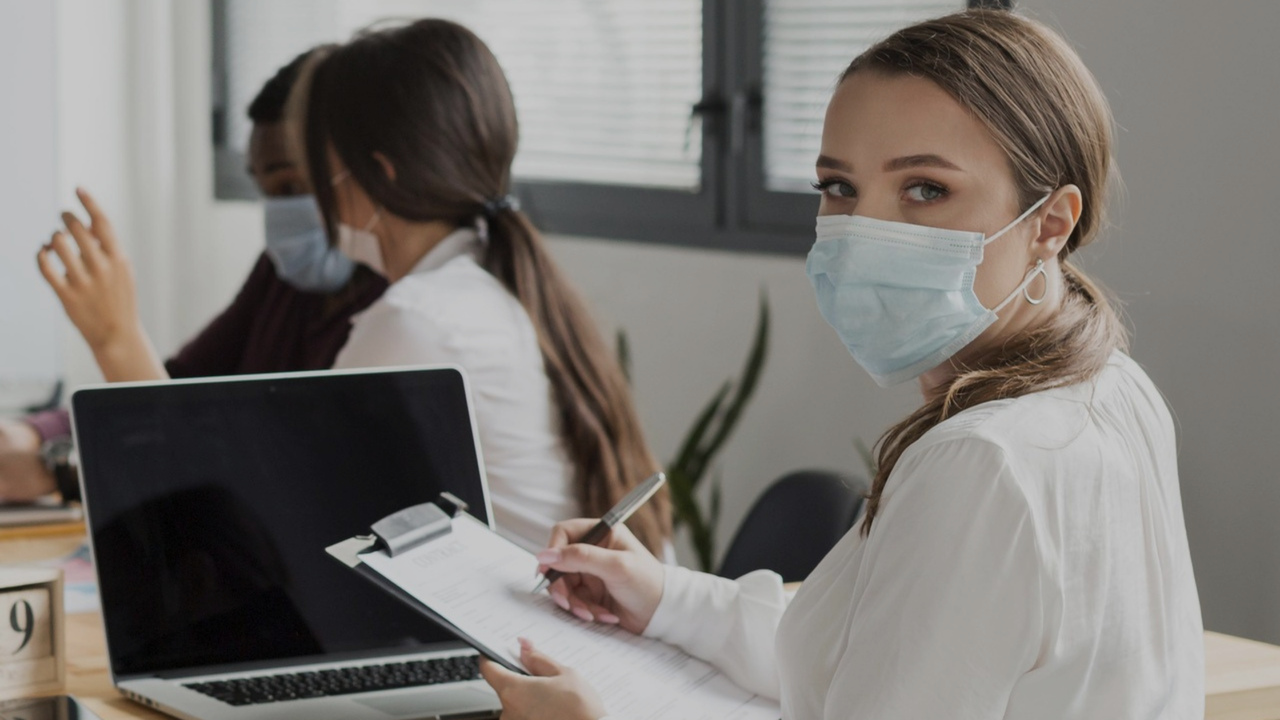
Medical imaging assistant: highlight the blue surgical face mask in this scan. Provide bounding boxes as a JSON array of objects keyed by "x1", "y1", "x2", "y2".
[
  {"x1": 263, "y1": 194, "x2": 355, "y2": 293},
  {"x1": 806, "y1": 195, "x2": 1051, "y2": 387}
]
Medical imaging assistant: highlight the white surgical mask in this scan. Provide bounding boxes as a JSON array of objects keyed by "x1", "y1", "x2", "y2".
[
  {"x1": 336, "y1": 211, "x2": 385, "y2": 277},
  {"x1": 262, "y1": 195, "x2": 355, "y2": 293},
  {"x1": 806, "y1": 194, "x2": 1052, "y2": 387},
  {"x1": 330, "y1": 169, "x2": 387, "y2": 276}
]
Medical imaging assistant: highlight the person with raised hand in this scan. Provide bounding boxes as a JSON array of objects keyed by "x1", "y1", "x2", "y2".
[{"x1": 3, "y1": 50, "x2": 385, "y2": 503}]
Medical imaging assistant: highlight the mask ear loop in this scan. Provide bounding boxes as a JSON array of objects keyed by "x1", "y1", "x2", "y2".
[
  {"x1": 331, "y1": 169, "x2": 384, "y2": 235},
  {"x1": 983, "y1": 193, "x2": 1053, "y2": 246}
]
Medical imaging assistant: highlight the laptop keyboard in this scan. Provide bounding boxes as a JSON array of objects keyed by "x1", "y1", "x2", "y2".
[{"x1": 183, "y1": 655, "x2": 482, "y2": 706}]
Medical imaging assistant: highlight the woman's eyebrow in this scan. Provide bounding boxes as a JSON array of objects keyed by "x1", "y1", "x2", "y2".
[
  {"x1": 816, "y1": 154, "x2": 963, "y2": 173},
  {"x1": 883, "y1": 154, "x2": 962, "y2": 172},
  {"x1": 816, "y1": 154, "x2": 852, "y2": 172}
]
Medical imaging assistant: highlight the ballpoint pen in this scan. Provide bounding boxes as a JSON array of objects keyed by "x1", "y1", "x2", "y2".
[{"x1": 533, "y1": 471, "x2": 667, "y2": 593}]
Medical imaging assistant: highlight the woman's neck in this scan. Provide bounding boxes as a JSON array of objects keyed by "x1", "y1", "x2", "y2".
[{"x1": 378, "y1": 218, "x2": 461, "y2": 283}]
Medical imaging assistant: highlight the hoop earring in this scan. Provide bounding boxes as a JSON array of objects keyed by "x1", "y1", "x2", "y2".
[{"x1": 1024, "y1": 258, "x2": 1048, "y2": 305}]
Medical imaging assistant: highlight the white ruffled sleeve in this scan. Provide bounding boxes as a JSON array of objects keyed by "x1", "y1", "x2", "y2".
[{"x1": 642, "y1": 565, "x2": 789, "y2": 699}]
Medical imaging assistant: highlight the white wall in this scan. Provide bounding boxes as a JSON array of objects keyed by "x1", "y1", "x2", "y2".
[
  {"x1": 0, "y1": 2, "x2": 61, "y2": 410},
  {"x1": 1014, "y1": 0, "x2": 1280, "y2": 643},
  {"x1": 30, "y1": 0, "x2": 1280, "y2": 642},
  {"x1": 52, "y1": 0, "x2": 136, "y2": 390}
]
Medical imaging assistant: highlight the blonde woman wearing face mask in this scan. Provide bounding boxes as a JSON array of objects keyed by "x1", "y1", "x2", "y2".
[{"x1": 480, "y1": 10, "x2": 1203, "y2": 720}]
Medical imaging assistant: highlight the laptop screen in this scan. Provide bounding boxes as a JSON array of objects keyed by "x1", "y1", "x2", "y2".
[{"x1": 72, "y1": 367, "x2": 491, "y2": 678}]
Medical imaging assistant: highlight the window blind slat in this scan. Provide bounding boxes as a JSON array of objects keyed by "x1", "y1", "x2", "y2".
[
  {"x1": 763, "y1": 0, "x2": 964, "y2": 192},
  {"x1": 225, "y1": 0, "x2": 702, "y2": 191}
]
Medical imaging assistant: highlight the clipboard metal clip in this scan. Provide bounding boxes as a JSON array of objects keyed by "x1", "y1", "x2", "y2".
[
  {"x1": 371, "y1": 491, "x2": 469, "y2": 558},
  {"x1": 325, "y1": 492, "x2": 470, "y2": 567}
]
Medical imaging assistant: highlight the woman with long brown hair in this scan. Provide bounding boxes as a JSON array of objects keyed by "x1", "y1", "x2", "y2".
[
  {"x1": 294, "y1": 20, "x2": 669, "y2": 555},
  {"x1": 483, "y1": 9, "x2": 1203, "y2": 719}
]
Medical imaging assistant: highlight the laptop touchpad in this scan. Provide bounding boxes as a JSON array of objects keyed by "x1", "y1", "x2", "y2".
[{"x1": 354, "y1": 687, "x2": 499, "y2": 718}]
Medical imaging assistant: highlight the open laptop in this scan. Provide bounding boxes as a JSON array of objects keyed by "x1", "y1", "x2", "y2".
[{"x1": 71, "y1": 366, "x2": 502, "y2": 720}]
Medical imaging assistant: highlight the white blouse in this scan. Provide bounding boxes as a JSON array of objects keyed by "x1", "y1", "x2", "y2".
[
  {"x1": 333, "y1": 228, "x2": 576, "y2": 552},
  {"x1": 636, "y1": 352, "x2": 1203, "y2": 719}
]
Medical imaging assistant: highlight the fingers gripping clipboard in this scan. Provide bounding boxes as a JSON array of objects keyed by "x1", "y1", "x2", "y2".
[{"x1": 327, "y1": 494, "x2": 781, "y2": 720}]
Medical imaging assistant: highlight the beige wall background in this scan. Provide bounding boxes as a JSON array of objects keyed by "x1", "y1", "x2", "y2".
[
  {"x1": 1012, "y1": 0, "x2": 1280, "y2": 641},
  {"x1": 15, "y1": 0, "x2": 1280, "y2": 641}
]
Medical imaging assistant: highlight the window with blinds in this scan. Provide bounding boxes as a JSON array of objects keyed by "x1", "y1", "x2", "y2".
[
  {"x1": 762, "y1": 0, "x2": 964, "y2": 193},
  {"x1": 221, "y1": 0, "x2": 703, "y2": 192},
  {"x1": 222, "y1": 0, "x2": 340, "y2": 161},
  {"x1": 215, "y1": 0, "x2": 1003, "y2": 252}
]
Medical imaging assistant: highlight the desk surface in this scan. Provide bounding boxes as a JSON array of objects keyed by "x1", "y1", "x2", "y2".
[
  {"x1": 62, "y1": 613, "x2": 168, "y2": 720},
  {"x1": 5, "y1": 530, "x2": 1280, "y2": 720},
  {"x1": 1, "y1": 530, "x2": 167, "y2": 719}
]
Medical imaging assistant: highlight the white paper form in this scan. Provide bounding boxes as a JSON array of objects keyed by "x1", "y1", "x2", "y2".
[{"x1": 360, "y1": 515, "x2": 780, "y2": 720}]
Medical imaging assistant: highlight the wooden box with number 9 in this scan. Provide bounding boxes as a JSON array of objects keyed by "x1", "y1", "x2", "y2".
[{"x1": 0, "y1": 567, "x2": 64, "y2": 700}]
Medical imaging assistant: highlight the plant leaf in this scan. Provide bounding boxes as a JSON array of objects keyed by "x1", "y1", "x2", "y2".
[
  {"x1": 665, "y1": 469, "x2": 702, "y2": 529},
  {"x1": 669, "y1": 381, "x2": 731, "y2": 481},
  {"x1": 692, "y1": 517, "x2": 715, "y2": 572},
  {"x1": 662, "y1": 293, "x2": 771, "y2": 568},
  {"x1": 615, "y1": 328, "x2": 632, "y2": 385},
  {"x1": 854, "y1": 437, "x2": 878, "y2": 478},
  {"x1": 709, "y1": 477, "x2": 722, "y2": 531},
  {"x1": 691, "y1": 293, "x2": 770, "y2": 478},
  {"x1": 705, "y1": 477, "x2": 723, "y2": 571}
]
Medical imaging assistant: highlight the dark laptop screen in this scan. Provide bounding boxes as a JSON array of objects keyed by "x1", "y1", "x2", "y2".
[{"x1": 72, "y1": 368, "x2": 490, "y2": 678}]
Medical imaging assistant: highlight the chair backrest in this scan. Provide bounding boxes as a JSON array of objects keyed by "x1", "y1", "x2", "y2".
[{"x1": 716, "y1": 469, "x2": 868, "y2": 583}]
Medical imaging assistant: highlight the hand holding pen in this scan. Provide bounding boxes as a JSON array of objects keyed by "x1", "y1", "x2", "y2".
[{"x1": 534, "y1": 472, "x2": 668, "y2": 635}]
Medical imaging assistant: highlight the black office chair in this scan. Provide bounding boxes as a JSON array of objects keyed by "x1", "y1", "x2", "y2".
[{"x1": 716, "y1": 469, "x2": 868, "y2": 582}]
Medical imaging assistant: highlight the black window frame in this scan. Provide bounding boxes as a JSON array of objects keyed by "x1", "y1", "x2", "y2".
[
  {"x1": 212, "y1": 0, "x2": 1011, "y2": 256},
  {"x1": 735, "y1": 0, "x2": 1012, "y2": 245}
]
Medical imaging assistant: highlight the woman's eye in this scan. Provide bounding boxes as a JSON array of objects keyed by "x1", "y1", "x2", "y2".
[
  {"x1": 905, "y1": 182, "x2": 947, "y2": 202},
  {"x1": 812, "y1": 180, "x2": 856, "y2": 199}
]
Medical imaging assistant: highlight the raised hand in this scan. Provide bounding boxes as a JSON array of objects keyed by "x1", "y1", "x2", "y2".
[{"x1": 36, "y1": 188, "x2": 166, "y2": 382}]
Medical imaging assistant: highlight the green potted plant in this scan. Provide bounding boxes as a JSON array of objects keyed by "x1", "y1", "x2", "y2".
[{"x1": 618, "y1": 294, "x2": 769, "y2": 572}]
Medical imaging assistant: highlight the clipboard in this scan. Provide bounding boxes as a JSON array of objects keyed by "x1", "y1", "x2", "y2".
[
  {"x1": 328, "y1": 494, "x2": 782, "y2": 720},
  {"x1": 325, "y1": 492, "x2": 525, "y2": 675}
]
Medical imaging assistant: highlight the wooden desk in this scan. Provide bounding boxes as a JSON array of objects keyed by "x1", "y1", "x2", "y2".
[
  {"x1": 1, "y1": 528, "x2": 165, "y2": 719},
  {"x1": 61, "y1": 613, "x2": 167, "y2": 720},
  {"x1": 5, "y1": 532, "x2": 1280, "y2": 719},
  {"x1": 1206, "y1": 632, "x2": 1280, "y2": 720}
]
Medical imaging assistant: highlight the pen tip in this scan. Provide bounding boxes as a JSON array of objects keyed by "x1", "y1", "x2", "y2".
[{"x1": 532, "y1": 578, "x2": 548, "y2": 594}]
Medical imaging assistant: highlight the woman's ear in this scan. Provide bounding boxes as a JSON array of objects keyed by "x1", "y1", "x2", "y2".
[
  {"x1": 1034, "y1": 185, "x2": 1082, "y2": 259},
  {"x1": 373, "y1": 152, "x2": 397, "y2": 183}
]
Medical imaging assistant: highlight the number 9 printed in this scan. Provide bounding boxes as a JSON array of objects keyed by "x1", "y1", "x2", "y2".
[{"x1": 0, "y1": 589, "x2": 51, "y2": 660}]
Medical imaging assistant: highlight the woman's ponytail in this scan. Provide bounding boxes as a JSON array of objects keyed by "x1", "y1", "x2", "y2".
[{"x1": 482, "y1": 209, "x2": 672, "y2": 553}]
